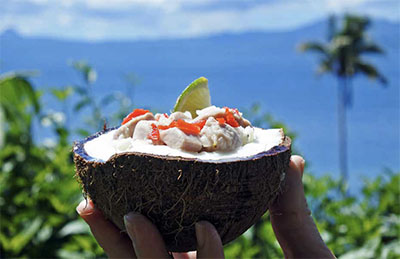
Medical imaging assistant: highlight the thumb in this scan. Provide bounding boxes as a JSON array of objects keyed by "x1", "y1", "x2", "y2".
[
  {"x1": 269, "y1": 155, "x2": 308, "y2": 216},
  {"x1": 195, "y1": 221, "x2": 224, "y2": 259},
  {"x1": 290, "y1": 155, "x2": 305, "y2": 178}
]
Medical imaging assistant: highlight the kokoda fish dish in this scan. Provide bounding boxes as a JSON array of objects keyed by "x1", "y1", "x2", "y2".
[{"x1": 73, "y1": 77, "x2": 291, "y2": 252}]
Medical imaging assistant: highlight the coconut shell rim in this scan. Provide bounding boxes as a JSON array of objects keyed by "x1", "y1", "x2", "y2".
[{"x1": 73, "y1": 126, "x2": 291, "y2": 164}]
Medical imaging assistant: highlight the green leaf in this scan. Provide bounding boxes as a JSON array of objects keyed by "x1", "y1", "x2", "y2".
[
  {"x1": 74, "y1": 97, "x2": 91, "y2": 111},
  {"x1": 0, "y1": 75, "x2": 40, "y2": 115},
  {"x1": 70, "y1": 60, "x2": 97, "y2": 85},
  {"x1": 359, "y1": 43, "x2": 384, "y2": 54},
  {"x1": 58, "y1": 220, "x2": 90, "y2": 237},
  {"x1": 51, "y1": 86, "x2": 74, "y2": 101},
  {"x1": 317, "y1": 58, "x2": 334, "y2": 74},
  {"x1": 298, "y1": 42, "x2": 328, "y2": 55},
  {"x1": 75, "y1": 128, "x2": 90, "y2": 137},
  {"x1": 355, "y1": 61, "x2": 388, "y2": 85},
  {"x1": 73, "y1": 86, "x2": 88, "y2": 96},
  {"x1": 9, "y1": 218, "x2": 42, "y2": 253},
  {"x1": 0, "y1": 106, "x2": 4, "y2": 149}
]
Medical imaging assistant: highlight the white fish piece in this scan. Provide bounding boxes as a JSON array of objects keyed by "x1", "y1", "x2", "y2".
[
  {"x1": 200, "y1": 117, "x2": 242, "y2": 151},
  {"x1": 113, "y1": 112, "x2": 155, "y2": 139},
  {"x1": 192, "y1": 106, "x2": 225, "y2": 122},
  {"x1": 160, "y1": 127, "x2": 202, "y2": 152},
  {"x1": 112, "y1": 138, "x2": 133, "y2": 152},
  {"x1": 155, "y1": 113, "x2": 172, "y2": 126},
  {"x1": 169, "y1": 111, "x2": 192, "y2": 121},
  {"x1": 235, "y1": 126, "x2": 254, "y2": 145},
  {"x1": 132, "y1": 120, "x2": 155, "y2": 141}
]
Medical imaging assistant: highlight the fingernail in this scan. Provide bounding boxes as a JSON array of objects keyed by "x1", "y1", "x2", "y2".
[
  {"x1": 124, "y1": 213, "x2": 135, "y2": 228},
  {"x1": 195, "y1": 222, "x2": 206, "y2": 249},
  {"x1": 300, "y1": 159, "x2": 306, "y2": 172},
  {"x1": 124, "y1": 212, "x2": 139, "y2": 241},
  {"x1": 291, "y1": 155, "x2": 305, "y2": 172},
  {"x1": 76, "y1": 199, "x2": 94, "y2": 216}
]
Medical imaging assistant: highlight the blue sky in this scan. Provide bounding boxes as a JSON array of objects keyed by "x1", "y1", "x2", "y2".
[{"x1": 1, "y1": 0, "x2": 399, "y2": 41}]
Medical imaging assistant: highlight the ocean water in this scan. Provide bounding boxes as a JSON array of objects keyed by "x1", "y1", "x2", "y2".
[{"x1": 1, "y1": 20, "x2": 399, "y2": 191}]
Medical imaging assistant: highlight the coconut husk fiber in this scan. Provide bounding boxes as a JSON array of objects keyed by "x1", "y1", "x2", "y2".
[{"x1": 73, "y1": 129, "x2": 291, "y2": 252}]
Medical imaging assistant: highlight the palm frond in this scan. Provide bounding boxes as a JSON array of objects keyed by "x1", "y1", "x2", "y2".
[
  {"x1": 317, "y1": 58, "x2": 334, "y2": 75},
  {"x1": 342, "y1": 15, "x2": 370, "y2": 36},
  {"x1": 359, "y1": 43, "x2": 384, "y2": 54},
  {"x1": 355, "y1": 60, "x2": 388, "y2": 85},
  {"x1": 298, "y1": 42, "x2": 328, "y2": 55},
  {"x1": 332, "y1": 35, "x2": 352, "y2": 49}
]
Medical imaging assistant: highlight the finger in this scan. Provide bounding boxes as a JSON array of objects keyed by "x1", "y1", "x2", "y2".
[
  {"x1": 76, "y1": 199, "x2": 136, "y2": 259},
  {"x1": 124, "y1": 213, "x2": 170, "y2": 259},
  {"x1": 195, "y1": 221, "x2": 224, "y2": 259},
  {"x1": 290, "y1": 155, "x2": 305, "y2": 178},
  {"x1": 269, "y1": 155, "x2": 308, "y2": 216},
  {"x1": 172, "y1": 252, "x2": 195, "y2": 259}
]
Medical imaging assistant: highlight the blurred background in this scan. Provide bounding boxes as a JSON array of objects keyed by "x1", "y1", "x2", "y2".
[{"x1": 1, "y1": 0, "x2": 399, "y2": 258}]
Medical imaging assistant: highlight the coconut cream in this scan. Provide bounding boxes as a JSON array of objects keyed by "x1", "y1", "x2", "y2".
[{"x1": 83, "y1": 127, "x2": 285, "y2": 162}]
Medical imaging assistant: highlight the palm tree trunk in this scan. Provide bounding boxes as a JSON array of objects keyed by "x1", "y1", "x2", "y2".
[{"x1": 337, "y1": 76, "x2": 349, "y2": 182}]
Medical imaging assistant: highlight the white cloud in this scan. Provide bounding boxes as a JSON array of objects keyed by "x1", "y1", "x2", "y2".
[
  {"x1": 325, "y1": 0, "x2": 367, "y2": 11},
  {"x1": 1, "y1": 0, "x2": 398, "y2": 40},
  {"x1": 85, "y1": 0, "x2": 163, "y2": 10}
]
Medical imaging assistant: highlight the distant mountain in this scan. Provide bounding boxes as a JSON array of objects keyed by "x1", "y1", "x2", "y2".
[{"x1": 0, "y1": 19, "x2": 399, "y2": 184}]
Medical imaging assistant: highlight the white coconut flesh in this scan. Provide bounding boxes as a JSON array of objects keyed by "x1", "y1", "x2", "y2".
[{"x1": 84, "y1": 127, "x2": 285, "y2": 162}]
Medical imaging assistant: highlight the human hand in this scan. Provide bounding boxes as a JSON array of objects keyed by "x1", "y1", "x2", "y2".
[
  {"x1": 269, "y1": 155, "x2": 336, "y2": 258},
  {"x1": 76, "y1": 199, "x2": 224, "y2": 258},
  {"x1": 76, "y1": 155, "x2": 334, "y2": 258}
]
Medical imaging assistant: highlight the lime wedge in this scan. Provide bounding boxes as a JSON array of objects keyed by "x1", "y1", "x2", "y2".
[{"x1": 173, "y1": 77, "x2": 211, "y2": 118}]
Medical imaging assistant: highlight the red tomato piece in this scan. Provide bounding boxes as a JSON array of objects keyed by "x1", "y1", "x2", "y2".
[
  {"x1": 157, "y1": 119, "x2": 203, "y2": 135},
  {"x1": 224, "y1": 108, "x2": 239, "y2": 127},
  {"x1": 157, "y1": 125, "x2": 170, "y2": 130},
  {"x1": 193, "y1": 119, "x2": 206, "y2": 130},
  {"x1": 216, "y1": 117, "x2": 226, "y2": 125},
  {"x1": 122, "y1": 109, "x2": 149, "y2": 125},
  {"x1": 169, "y1": 121, "x2": 178, "y2": 128},
  {"x1": 176, "y1": 119, "x2": 201, "y2": 135}
]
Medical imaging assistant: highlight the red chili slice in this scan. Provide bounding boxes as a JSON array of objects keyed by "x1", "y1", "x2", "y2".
[
  {"x1": 193, "y1": 119, "x2": 206, "y2": 130},
  {"x1": 148, "y1": 123, "x2": 160, "y2": 142},
  {"x1": 122, "y1": 109, "x2": 149, "y2": 125},
  {"x1": 224, "y1": 108, "x2": 239, "y2": 127},
  {"x1": 169, "y1": 121, "x2": 178, "y2": 128},
  {"x1": 216, "y1": 117, "x2": 226, "y2": 125},
  {"x1": 157, "y1": 119, "x2": 205, "y2": 135},
  {"x1": 176, "y1": 119, "x2": 201, "y2": 135},
  {"x1": 157, "y1": 125, "x2": 170, "y2": 130},
  {"x1": 158, "y1": 120, "x2": 178, "y2": 130}
]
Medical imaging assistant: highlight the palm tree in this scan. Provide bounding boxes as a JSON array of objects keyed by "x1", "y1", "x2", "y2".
[{"x1": 299, "y1": 15, "x2": 387, "y2": 182}]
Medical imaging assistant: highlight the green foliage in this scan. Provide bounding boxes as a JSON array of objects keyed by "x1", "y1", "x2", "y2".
[
  {"x1": 68, "y1": 60, "x2": 132, "y2": 134},
  {"x1": 70, "y1": 60, "x2": 97, "y2": 85},
  {"x1": 304, "y1": 171, "x2": 400, "y2": 258},
  {"x1": 0, "y1": 70, "x2": 398, "y2": 259},
  {"x1": 224, "y1": 168, "x2": 400, "y2": 259},
  {"x1": 0, "y1": 73, "x2": 104, "y2": 258}
]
